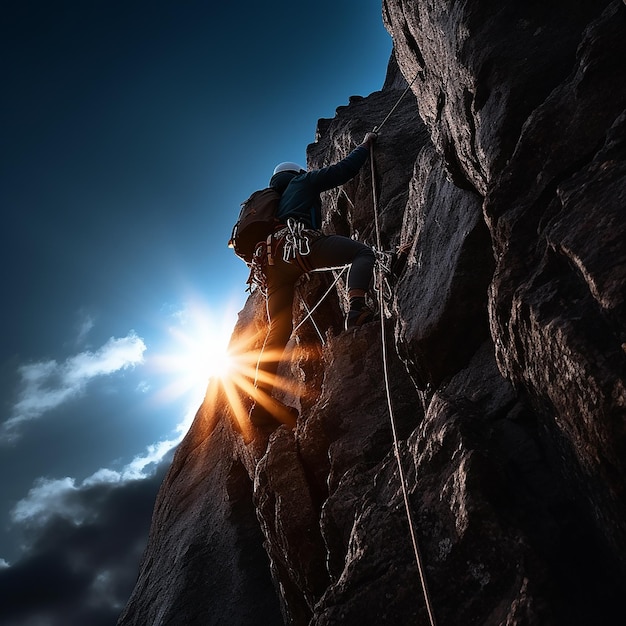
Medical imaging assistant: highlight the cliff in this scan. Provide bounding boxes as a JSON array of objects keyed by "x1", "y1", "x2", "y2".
[{"x1": 118, "y1": 1, "x2": 626, "y2": 624}]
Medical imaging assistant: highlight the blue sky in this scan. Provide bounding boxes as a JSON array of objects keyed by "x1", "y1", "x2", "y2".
[{"x1": 0, "y1": 1, "x2": 391, "y2": 622}]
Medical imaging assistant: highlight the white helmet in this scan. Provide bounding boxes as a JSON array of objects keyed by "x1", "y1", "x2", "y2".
[{"x1": 273, "y1": 161, "x2": 304, "y2": 175}]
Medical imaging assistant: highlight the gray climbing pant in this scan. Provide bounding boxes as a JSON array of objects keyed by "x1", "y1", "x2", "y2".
[{"x1": 255, "y1": 232, "x2": 375, "y2": 393}]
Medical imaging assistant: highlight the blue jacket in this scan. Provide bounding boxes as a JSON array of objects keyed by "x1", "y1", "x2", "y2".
[{"x1": 269, "y1": 145, "x2": 370, "y2": 229}]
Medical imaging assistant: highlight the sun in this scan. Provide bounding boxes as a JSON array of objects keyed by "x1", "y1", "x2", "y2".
[
  {"x1": 147, "y1": 289, "x2": 303, "y2": 442},
  {"x1": 147, "y1": 292, "x2": 300, "y2": 441},
  {"x1": 151, "y1": 297, "x2": 238, "y2": 407}
]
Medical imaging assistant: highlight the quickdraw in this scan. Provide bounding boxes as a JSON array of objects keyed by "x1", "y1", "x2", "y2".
[
  {"x1": 247, "y1": 241, "x2": 269, "y2": 294},
  {"x1": 282, "y1": 218, "x2": 311, "y2": 262},
  {"x1": 246, "y1": 220, "x2": 314, "y2": 293}
]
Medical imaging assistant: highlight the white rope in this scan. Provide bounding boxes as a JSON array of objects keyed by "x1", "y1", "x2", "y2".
[
  {"x1": 373, "y1": 70, "x2": 421, "y2": 134},
  {"x1": 300, "y1": 298, "x2": 325, "y2": 345},
  {"x1": 292, "y1": 265, "x2": 349, "y2": 335},
  {"x1": 370, "y1": 149, "x2": 437, "y2": 626}
]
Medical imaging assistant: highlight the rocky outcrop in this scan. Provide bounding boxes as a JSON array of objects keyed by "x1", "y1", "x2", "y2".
[{"x1": 119, "y1": 2, "x2": 626, "y2": 624}]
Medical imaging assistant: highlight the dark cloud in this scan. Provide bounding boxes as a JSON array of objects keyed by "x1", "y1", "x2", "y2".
[{"x1": 0, "y1": 453, "x2": 172, "y2": 626}]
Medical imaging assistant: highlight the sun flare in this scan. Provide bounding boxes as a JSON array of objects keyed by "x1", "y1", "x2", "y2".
[
  {"x1": 148, "y1": 293, "x2": 300, "y2": 441},
  {"x1": 152, "y1": 297, "x2": 239, "y2": 407}
]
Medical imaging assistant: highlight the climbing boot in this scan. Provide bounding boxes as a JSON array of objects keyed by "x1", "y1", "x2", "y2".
[
  {"x1": 345, "y1": 298, "x2": 377, "y2": 330},
  {"x1": 249, "y1": 397, "x2": 298, "y2": 432}
]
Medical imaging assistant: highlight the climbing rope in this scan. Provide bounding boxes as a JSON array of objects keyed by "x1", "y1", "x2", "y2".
[
  {"x1": 292, "y1": 265, "x2": 349, "y2": 336},
  {"x1": 373, "y1": 70, "x2": 420, "y2": 135},
  {"x1": 300, "y1": 298, "x2": 325, "y2": 345},
  {"x1": 370, "y1": 146, "x2": 437, "y2": 626}
]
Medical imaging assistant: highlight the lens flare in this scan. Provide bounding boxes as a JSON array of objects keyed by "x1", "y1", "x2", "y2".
[
  {"x1": 151, "y1": 298, "x2": 238, "y2": 409},
  {"x1": 212, "y1": 328, "x2": 300, "y2": 440},
  {"x1": 148, "y1": 293, "x2": 301, "y2": 443}
]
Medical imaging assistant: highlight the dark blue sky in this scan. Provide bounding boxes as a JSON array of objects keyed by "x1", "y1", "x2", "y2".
[{"x1": 0, "y1": 1, "x2": 391, "y2": 623}]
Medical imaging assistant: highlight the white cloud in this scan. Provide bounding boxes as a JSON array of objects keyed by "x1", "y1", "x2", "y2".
[
  {"x1": 76, "y1": 313, "x2": 95, "y2": 346},
  {"x1": 11, "y1": 477, "x2": 82, "y2": 525},
  {"x1": 65, "y1": 333, "x2": 146, "y2": 381},
  {"x1": 136, "y1": 381, "x2": 151, "y2": 393},
  {"x1": 0, "y1": 558, "x2": 9, "y2": 568},
  {"x1": 11, "y1": 436, "x2": 180, "y2": 528},
  {"x1": 121, "y1": 438, "x2": 179, "y2": 480},
  {"x1": 81, "y1": 436, "x2": 181, "y2": 486},
  {"x1": 1, "y1": 332, "x2": 147, "y2": 442}
]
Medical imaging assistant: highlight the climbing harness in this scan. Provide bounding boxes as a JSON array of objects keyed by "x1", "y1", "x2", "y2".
[
  {"x1": 370, "y1": 144, "x2": 437, "y2": 626},
  {"x1": 248, "y1": 218, "x2": 314, "y2": 293}
]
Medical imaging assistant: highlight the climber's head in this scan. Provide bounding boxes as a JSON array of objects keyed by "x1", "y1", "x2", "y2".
[{"x1": 269, "y1": 162, "x2": 305, "y2": 192}]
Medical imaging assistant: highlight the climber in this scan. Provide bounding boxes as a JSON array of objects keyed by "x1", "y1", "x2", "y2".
[{"x1": 249, "y1": 132, "x2": 379, "y2": 430}]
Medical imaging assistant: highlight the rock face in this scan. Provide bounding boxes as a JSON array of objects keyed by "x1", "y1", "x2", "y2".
[{"x1": 118, "y1": 2, "x2": 626, "y2": 625}]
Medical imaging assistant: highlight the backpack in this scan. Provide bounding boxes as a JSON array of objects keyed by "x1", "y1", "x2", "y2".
[{"x1": 229, "y1": 188, "x2": 281, "y2": 263}]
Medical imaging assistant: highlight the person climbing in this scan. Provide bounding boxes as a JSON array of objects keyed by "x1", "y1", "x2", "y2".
[{"x1": 249, "y1": 132, "x2": 379, "y2": 430}]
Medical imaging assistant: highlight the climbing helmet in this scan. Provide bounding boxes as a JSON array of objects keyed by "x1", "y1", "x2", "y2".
[{"x1": 273, "y1": 161, "x2": 305, "y2": 175}]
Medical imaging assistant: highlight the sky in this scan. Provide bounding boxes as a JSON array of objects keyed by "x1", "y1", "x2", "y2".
[{"x1": 0, "y1": 1, "x2": 392, "y2": 624}]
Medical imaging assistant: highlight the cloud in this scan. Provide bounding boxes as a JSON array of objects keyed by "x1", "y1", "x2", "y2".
[
  {"x1": 12, "y1": 477, "x2": 85, "y2": 527},
  {"x1": 75, "y1": 312, "x2": 95, "y2": 347},
  {"x1": 1, "y1": 332, "x2": 147, "y2": 443},
  {"x1": 0, "y1": 446, "x2": 175, "y2": 626},
  {"x1": 12, "y1": 437, "x2": 180, "y2": 529}
]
